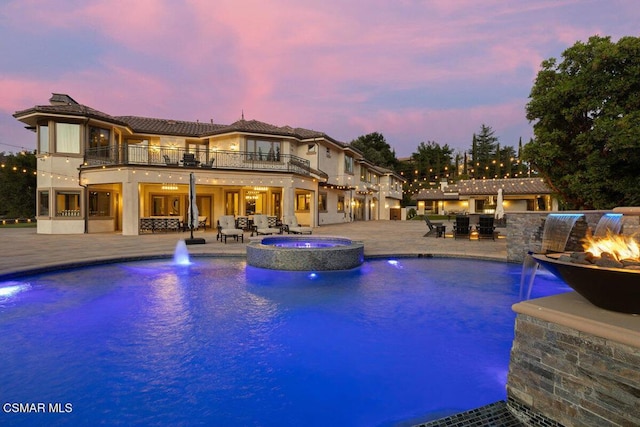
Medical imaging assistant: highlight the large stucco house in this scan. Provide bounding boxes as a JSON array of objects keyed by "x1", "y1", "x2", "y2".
[{"x1": 14, "y1": 94, "x2": 404, "y2": 235}]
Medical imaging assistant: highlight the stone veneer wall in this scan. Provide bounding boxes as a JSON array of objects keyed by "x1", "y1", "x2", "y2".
[
  {"x1": 507, "y1": 313, "x2": 640, "y2": 426},
  {"x1": 505, "y1": 211, "x2": 612, "y2": 263}
]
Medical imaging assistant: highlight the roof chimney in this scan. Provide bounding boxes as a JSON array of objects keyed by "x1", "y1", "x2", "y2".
[{"x1": 49, "y1": 93, "x2": 79, "y2": 106}]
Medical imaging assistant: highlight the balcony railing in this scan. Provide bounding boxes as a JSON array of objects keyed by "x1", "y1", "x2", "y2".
[{"x1": 84, "y1": 145, "x2": 311, "y2": 176}]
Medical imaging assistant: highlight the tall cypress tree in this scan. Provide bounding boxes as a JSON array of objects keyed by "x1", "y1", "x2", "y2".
[{"x1": 474, "y1": 124, "x2": 498, "y2": 179}]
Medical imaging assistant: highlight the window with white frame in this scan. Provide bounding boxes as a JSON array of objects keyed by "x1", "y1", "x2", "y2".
[
  {"x1": 38, "y1": 125, "x2": 49, "y2": 154},
  {"x1": 55, "y1": 191, "x2": 81, "y2": 216},
  {"x1": 318, "y1": 192, "x2": 327, "y2": 212},
  {"x1": 89, "y1": 191, "x2": 111, "y2": 217},
  {"x1": 247, "y1": 139, "x2": 281, "y2": 161},
  {"x1": 56, "y1": 123, "x2": 81, "y2": 154},
  {"x1": 295, "y1": 193, "x2": 310, "y2": 212},
  {"x1": 337, "y1": 196, "x2": 345, "y2": 212},
  {"x1": 38, "y1": 190, "x2": 49, "y2": 216},
  {"x1": 88, "y1": 126, "x2": 111, "y2": 158},
  {"x1": 344, "y1": 155, "x2": 354, "y2": 174}
]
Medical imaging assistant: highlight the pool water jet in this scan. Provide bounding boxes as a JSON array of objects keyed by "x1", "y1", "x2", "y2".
[{"x1": 173, "y1": 240, "x2": 192, "y2": 265}]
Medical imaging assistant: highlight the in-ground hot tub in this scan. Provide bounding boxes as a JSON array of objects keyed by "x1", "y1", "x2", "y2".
[{"x1": 246, "y1": 235, "x2": 364, "y2": 270}]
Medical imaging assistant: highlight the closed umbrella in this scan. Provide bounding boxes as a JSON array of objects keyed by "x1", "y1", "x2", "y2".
[
  {"x1": 495, "y1": 188, "x2": 505, "y2": 220},
  {"x1": 186, "y1": 172, "x2": 206, "y2": 244}
]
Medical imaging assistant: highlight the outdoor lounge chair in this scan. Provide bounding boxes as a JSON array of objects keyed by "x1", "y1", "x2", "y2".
[
  {"x1": 197, "y1": 216, "x2": 208, "y2": 230},
  {"x1": 236, "y1": 216, "x2": 250, "y2": 231},
  {"x1": 163, "y1": 154, "x2": 178, "y2": 166},
  {"x1": 182, "y1": 153, "x2": 199, "y2": 167},
  {"x1": 252, "y1": 214, "x2": 281, "y2": 236},
  {"x1": 453, "y1": 215, "x2": 471, "y2": 239},
  {"x1": 200, "y1": 158, "x2": 215, "y2": 168},
  {"x1": 424, "y1": 216, "x2": 445, "y2": 237},
  {"x1": 477, "y1": 215, "x2": 496, "y2": 240},
  {"x1": 216, "y1": 215, "x2": 244, "y2": 243},
  {"x1": 267, "y1": 216, "x2": 280, "y2": 228},
  {"x1": 283, "y1": 215, "x2": 313, "y2": 234}
]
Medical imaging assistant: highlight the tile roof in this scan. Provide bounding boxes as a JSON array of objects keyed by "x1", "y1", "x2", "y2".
[
  {"x1": 14, "y1": 94, "x2": 338, "y2": 143},
  {"x1": 14, "y1": 103, "x2": 129, "y2": 127},
  {"x1": 412, "y1": 189, "x2": 460, "y2": 201},
  {"x1": 413, "y1": 177, "x2": 551, "y2": 200},
  {"x1": 215, "y1": 120, "x2": 327, "y2": 140},
  {"x1": 454, "y1": 177, "x2": 551, "y2": 195},
  {"x1": 116, "y1": 116, "x2": 226, "y2": 137}
]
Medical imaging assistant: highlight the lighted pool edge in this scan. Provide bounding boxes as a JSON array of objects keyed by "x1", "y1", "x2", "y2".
[{"x1": 246, "y1": 235, "x2": 365, "y2": 271}]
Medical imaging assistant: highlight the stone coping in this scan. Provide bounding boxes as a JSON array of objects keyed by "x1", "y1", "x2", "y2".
[
  {"x1": 613, "y1": 206, "x2": 640, "y2": 215},
  {"x1": 246, "y1": 235, "x2": 364, "y2": 271},
  {"x1": 512, "y1": 292, "x2": 640, "y2": 348}
]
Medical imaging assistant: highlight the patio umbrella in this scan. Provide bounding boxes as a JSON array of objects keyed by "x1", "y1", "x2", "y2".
[
  {"x1": 495, "y1": 188, "x2": 505, "y2": 220},
  {"x1": 186, "y1": 172, "x2": 205, "y2": 244}
]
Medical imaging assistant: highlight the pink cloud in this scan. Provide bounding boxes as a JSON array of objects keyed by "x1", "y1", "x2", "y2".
[
  {"x1": 0, "y1": 79, "x2": 51, "y2": 113},
  {"x1": 346, "y1": 99, "x2": 533, "y2": 155},
  {"x1": 2, "y1": 0, "x2": 638, "y2": 156}
]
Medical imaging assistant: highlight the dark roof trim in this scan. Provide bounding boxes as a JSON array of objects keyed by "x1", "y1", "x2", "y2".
[
  {"x1": 14, "y1": 93, "x2": 354, "y2": 144},
  {"x1": 14, "y1": 104, "x2": 129, "y2": 127}
]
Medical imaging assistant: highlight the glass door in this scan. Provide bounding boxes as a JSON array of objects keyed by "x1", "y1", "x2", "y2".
[{"x1": 225, "y1": 191, "x2": 240, "y2": 216}]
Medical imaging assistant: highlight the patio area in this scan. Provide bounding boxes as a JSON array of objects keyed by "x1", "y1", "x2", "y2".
[{"x1": 0, "y1": 220, "x2": 507, "y2": 278}]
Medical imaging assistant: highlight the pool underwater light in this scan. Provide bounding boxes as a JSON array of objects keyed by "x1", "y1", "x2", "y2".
[
  {"x1": 387, "y1": 259, "x2": 403, "y2": 269},
  {"x1": 0, "y1": 282, "x2": 31, "y2": 298}
]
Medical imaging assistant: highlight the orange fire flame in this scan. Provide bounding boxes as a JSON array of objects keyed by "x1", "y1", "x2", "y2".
[{"x1": 582, "y1": 232, "x2": 640, "y2": 261}]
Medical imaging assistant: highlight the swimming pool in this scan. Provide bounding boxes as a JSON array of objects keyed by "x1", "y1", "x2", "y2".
[{"x1": 0, "y1": 257, "x2": 568, "y2": 426}]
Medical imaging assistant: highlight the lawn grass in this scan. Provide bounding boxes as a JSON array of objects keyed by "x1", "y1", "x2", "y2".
[{"x1": 0, "y1": 221, "x2": 37, "y2": 228}]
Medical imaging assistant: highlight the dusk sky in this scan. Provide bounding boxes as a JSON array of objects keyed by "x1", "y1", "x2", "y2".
[{"x1": 1, "y1": 0, "x2": 638, "y2": 157}]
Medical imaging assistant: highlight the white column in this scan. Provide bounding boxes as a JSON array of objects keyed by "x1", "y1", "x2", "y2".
[
  {"x1": 121, "y1": 179, "x2": 139, "y2": 236},
  {"x1": 282, "y1": 180, "x2": 295, "y2": 220},
  {"x1": 468, "y1": 197, "x2": 476, "y2": 214}
]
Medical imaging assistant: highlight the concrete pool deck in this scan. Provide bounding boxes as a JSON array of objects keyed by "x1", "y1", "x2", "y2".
[{"x1": 0, "y1": 220, "x2": 507, "y2": 277}]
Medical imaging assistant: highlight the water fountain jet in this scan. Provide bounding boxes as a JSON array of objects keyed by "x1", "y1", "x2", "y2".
[{"x1": 173, "y1": 240, "x2": 192, "y2": 265}]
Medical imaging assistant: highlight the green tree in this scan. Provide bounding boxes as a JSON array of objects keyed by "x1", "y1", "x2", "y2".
[
  {"x1": 349, "y1": 132, "x2": 398, "y2": 169},
  {"x1": 0, "y1": 151, "x2": 37, "y2": 218},
  {"x1": 498, "y1": 145, "x2": 518, "y2": 178},
  {"x1": 470, "y1": 124, "x2": 499, "y2": 179},
  {"x1": 400, "y1": 141, "x2": 453, "y2": 205},
  {"x1": 516, "y1": 137, "x2": 528, "y2": 177},
  {"x1": 525, "y1": 35, "x2": 640, "y2": 209},
  {"x1": 411, "y1": 141, "x2": 454, "y2": 182}
]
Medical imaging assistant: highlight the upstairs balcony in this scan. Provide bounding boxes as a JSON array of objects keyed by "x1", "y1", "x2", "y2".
[{"x1": 83, "y1": 144, "x2": 311, "y2": 176}]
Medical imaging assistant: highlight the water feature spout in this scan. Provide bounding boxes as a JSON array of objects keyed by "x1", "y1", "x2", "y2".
[
  {"x1": 520, "y1": 213, "x2": 584, "y2": 300},
  {"x1": 174, "y1": 240, "x2": 192, "y2": 265},
  {"x1": 519, "y1": 253, "x2": 540, "y2": 300},
  {"x1": 540, "y1": 214, "x2": 584, "y2": 253},
  {"x1": 593, "y1": 213, "x2": 623, "y2": 237}
]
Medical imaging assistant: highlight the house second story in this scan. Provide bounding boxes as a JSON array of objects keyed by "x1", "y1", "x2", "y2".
[{"x1": 14, "y1": 93, "x2": 405, "y2": 203}]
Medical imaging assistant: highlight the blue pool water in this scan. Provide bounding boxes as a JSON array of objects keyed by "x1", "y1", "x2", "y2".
[{"x1": 0, "y1": 258, "x2": 569, "y2": 426}]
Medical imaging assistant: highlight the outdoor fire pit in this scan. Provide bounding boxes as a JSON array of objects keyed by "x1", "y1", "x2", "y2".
[{"x1": 532, "y1": 232, "x2": 640, "y2": 314}]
